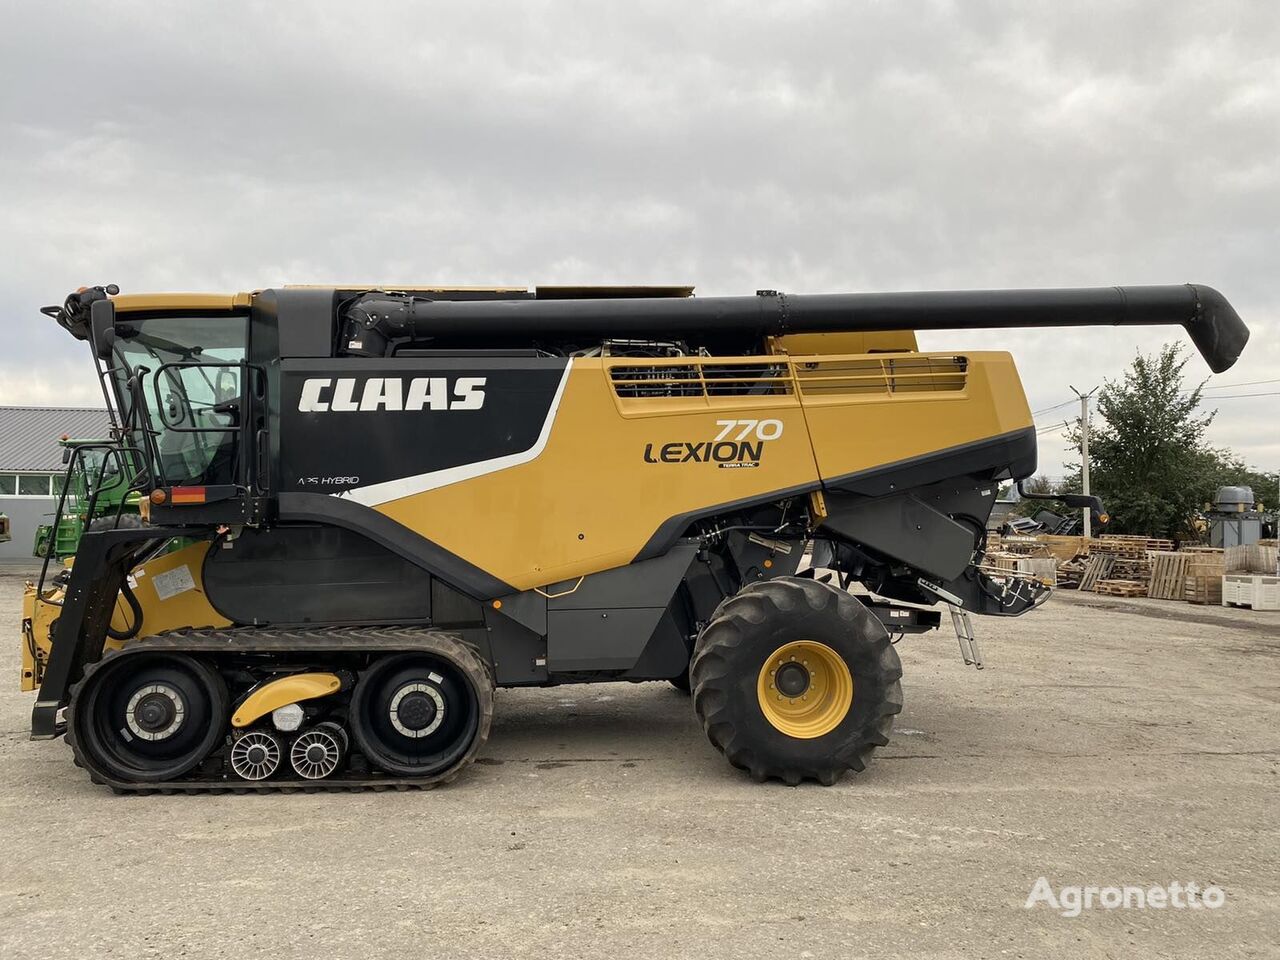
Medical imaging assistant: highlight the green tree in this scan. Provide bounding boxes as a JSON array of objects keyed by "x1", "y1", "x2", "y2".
[{"x1": 1060, "y1": 343, "x2": 1273, "y2": 539}]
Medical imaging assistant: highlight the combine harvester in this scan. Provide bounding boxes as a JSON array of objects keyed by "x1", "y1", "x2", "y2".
[{"x1": 20, "y1": 282, "x2": 1247, "y2": 790}]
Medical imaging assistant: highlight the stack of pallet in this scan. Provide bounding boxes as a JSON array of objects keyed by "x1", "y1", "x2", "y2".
[
  {"x1": 1182, "y1": 547, "x2": 1225, "y2": 604},
  {"x1": 982, "y1": 545, "x2": 1059, "y2": 586},
  {"x1": 1075, "y1": 537, "x2": 1158, "y2": 597},
  {"x1": 1056, "y1": 556, "x2": 1088, "y2": 589}
]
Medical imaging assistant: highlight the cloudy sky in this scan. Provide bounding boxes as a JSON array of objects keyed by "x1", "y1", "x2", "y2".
[{"x1": 2, "y1": 0, "x2": 1276, "y2": 476}]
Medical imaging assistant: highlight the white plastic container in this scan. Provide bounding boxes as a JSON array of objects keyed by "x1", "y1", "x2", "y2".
[{"x1": 1222, "y1": 574, "x2": 1280, "y2": 611}]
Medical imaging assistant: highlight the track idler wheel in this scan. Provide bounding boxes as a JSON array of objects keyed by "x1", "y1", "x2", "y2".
[
  {"x1": 350, "y1": 639, "x2": 493, "y2": 782},
  {"x1": 68, "y1": 652, "x2": 228, "y2": 784}
]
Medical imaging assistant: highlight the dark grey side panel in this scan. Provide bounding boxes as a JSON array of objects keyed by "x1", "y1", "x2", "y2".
[
  {"x1": 548, "y1": 543, "x2": 700, "y2": 610},
  {"x1": 276, "y1": 492, "x2": 514, "y2": 599},
  {"x1": 269, "y1": 287, "x2": 337, "y2": 358},
  {"x1": 548, "y1": 609, "x2": 664, "y2": 672},
  {"x1": 824, "y1": 427, "x2": 1037, "y2": 497},
  {"x1": 819, "y1": 491, "x2": 980, "y2": 581},
  {"x1": 493, "y1": 544, "x2": 699, "y2": 674},
  {"x1": 203, "y1": 525, "x2": 433, "y2": 625}
]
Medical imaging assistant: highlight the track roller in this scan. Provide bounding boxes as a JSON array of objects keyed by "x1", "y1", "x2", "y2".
[
  {"x1": 230, "y1": 730, "x2": 284, "y2": 781},
  {"x1": 289, "y1": 722, "x2": 348, "y2": 780}
]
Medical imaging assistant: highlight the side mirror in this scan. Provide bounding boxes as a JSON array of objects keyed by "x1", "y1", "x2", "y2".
[{"x1": 89, "y1": 299, "x2": 117, "y2": 360}]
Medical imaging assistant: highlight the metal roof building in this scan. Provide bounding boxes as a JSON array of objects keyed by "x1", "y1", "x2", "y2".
[
  {"x1": 0, "y1": 406, "x2": 113, "y2": 560},
  {"x1": 0, "y1": 406, "x2": 114, "y2": 471}
]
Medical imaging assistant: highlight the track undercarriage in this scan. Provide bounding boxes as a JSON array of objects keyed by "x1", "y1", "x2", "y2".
[{"x1": 66, "y1": 628, "x2": 493, "y2": 793}]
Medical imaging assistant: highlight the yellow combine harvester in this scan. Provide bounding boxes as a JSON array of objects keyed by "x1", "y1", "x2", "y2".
[{"x1": 22, "y1": 282, "x2": 1247, "y2": 790}]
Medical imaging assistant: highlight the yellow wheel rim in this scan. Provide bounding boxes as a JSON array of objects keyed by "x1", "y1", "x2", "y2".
[{"x1": 756, "y1": 640, "x2": 854, "y2": 739}]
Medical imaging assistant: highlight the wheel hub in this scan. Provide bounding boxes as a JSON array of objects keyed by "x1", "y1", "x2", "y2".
[
  {"x1": 389, "y1": 679, "x2": 446, "y2": 738},
  {"x1": 125, "y1": 684, "x2": 186, "y2": 741},
  {"x1": 774, "y1": 661, "x2": 811, "y2": 698},
  {"x1": 396, "y1": 692, "x2": 438, "y2": 731},
  {"x1": 756, "y1": 640, "x2": 855, "y2": 739}
]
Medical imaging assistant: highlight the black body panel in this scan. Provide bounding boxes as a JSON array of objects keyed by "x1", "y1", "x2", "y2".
[
  {"x1": 820, "y1": 480, "x2": 995, "y2": 582},
  {"x1": 277, "y1": 356, "x2": 566, "y2": 496},
  {"x1": 203, "y1": 525, "x2": 434, "y2": 625},
  {"x1": 824, "y1": 427, "x2": 1037, "y2": 497},
  {"x1": 276, "y1": 493, "x2": 514, "y2": 599}
]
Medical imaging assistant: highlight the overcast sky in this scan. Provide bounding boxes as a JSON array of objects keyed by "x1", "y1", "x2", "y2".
[{"x1": 2, "y1": 0, "x2": 1276, "y2": 476}]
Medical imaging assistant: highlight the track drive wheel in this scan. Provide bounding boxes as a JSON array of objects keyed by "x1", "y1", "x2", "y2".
[
  {"x1": 68, "y1": 652, "x2": 228, "y2": 784},
  {"x1": 689, "y1": 577, "x2": 903, "y2": 785},
  {"x1": 349, "y1": 638, "x2": 493, "y2": 783}
]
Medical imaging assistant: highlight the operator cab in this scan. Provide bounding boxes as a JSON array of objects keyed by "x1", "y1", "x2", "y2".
[{"x1": 109, "y1": 312, "x2": 248, "y2": 487}]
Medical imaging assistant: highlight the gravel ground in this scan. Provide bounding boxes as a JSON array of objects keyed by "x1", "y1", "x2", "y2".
[{"x1": 0, "y1": 570, "x2": 1276, "y2": 959}]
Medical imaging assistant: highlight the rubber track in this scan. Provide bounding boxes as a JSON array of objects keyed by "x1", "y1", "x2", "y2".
[{"x1": 64, "y1": 626, "x2": 494, "y2": 795}]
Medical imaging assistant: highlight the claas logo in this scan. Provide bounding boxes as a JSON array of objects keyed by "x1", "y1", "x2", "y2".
[{"x1": 297, "y1": 377, "x2": 486, "y2": 412}]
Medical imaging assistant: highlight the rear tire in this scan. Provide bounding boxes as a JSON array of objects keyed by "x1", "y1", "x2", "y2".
[{"x1": 689, "y1": 577, "x2": 902, "y2": 785}]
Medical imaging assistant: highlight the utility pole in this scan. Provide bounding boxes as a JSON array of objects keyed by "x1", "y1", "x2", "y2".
[{"x1": 1071, "y1": 385, "x2": 1099, "y2": 537}]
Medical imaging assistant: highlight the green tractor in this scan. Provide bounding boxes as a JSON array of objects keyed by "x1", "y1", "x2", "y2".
[{"x1": 33, "y1": 438, "x2": 141, "y2": 560}]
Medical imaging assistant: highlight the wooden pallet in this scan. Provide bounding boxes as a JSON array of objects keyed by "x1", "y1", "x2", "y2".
[
  {"x1": 1148, "y1": 552, "x2": 1191, "y2": 600},
  {"x1": 1079, "y1": 555, "x2": 1115, "y2": 591},
  {"x1": 1225, "y1": 543, "x2": 1279, "y2": 575},
  {"x1": 1184, "y1": 575, "x2": 1223, "y2": 605},
  {"x1": 1094, "y1": 579, "x2": 1149, "y2": 597},
  {"x1": 1056, "y1": 558, "x2": 1087, "y2": 589},
  {"x1": 1096, "y1": 535, "x2": 1175, "y2": 556}
]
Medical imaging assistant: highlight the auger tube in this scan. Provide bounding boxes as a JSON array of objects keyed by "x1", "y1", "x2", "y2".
[{"x1": 347, "y1": 283, "x2": 1248, "y2": 372}]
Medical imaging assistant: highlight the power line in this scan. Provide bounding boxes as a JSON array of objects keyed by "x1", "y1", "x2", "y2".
[
  {"x1": 1031, "y1": 399, "x2": 1075, "y2": 416},
  {"x1": 1202, "y1": 391, "x2": 1280, "y2": 400},
  {"x1": 1203, "y1": 377, "x2": 1280, "y2": 391},
  {"x1": 1036, "y1": 420, "x2": 1070, "y2": 435}
]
